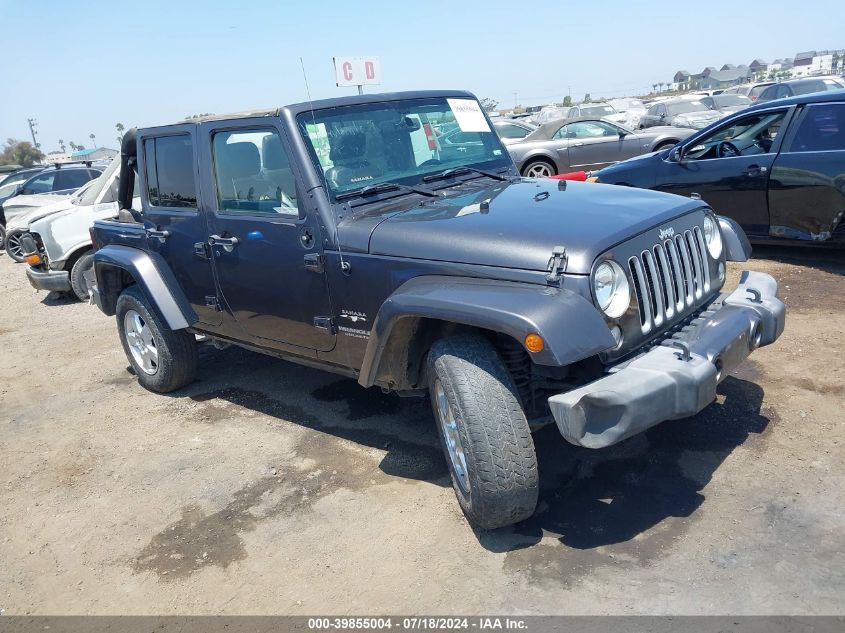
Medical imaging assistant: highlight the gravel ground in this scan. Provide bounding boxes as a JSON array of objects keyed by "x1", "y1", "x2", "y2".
[{"x1": 0, "y1": 246, "x2": 843, "y2": 615}]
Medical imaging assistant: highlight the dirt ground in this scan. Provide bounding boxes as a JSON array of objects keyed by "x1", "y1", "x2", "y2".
[{"x1": 0, "y1": 246, "x2": 843, "y2": 615}]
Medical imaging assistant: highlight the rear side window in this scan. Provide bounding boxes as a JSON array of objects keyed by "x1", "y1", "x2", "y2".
[
  {"x1": 212, "y1": 127, "x2": 299, "y2": 217},
  {"x1": 788, "y1": 104, "x2": 845, "y2": 152},
  {"x1": 792, "y1": 81, "x2": 825, "y2": 96},
  {"x1": 144, "y1": 135, "x2": 197, "y2": 208},
  {"x1": 497, "y1": 124, "x2": 530, "y2": 139}
]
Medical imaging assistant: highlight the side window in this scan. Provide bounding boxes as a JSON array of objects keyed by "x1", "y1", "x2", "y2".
[
  {"x1": 212, "y1": 128, "x2": 299, "y2": 217},
  {"x1": 54, "y1": 169, "x2": 92, "y2": 191},
  {"x1": 563, "y1": 121, "x2": 617, "y2": 138},
  {"x1": 497, "y1": 124, "x2": 529, "y2": 139},
  {"x1": 657, "y1": 104, "x2": 667, "y2": 117},
  {"x1": 144, "y1": 135, "x2": 197, "y2": 208},
  {"x1": 646, "y1": 105, "x2": 658, "y2": 116},
  {"x1": 552, "y1": 125, "x2": 570, "y2": 140},
  {"x1": 788, "y1": 104, "x2": 845, "y2": 152},
  {"x1": 22, "y1": 172, "x2": 55, "y2": 194},
  {"x1": 685, "y1": 111, "x2": 787, "y2": 160}
]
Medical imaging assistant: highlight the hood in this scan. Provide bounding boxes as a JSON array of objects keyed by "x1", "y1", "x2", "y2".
[
  {"x1": 5, "y1": 197, "x2": 76, "y2": 231},
  {"x1": 364, "y1": 179, "x2": 702, "y2": 274}
]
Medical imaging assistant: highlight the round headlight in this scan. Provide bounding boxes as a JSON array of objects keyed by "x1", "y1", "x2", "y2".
[
  {"x1": 702, "y1": 213, "x2": 723, "y2": 259},
  {"x1": 592, "y1": 260, "x2": 630, "y2": 319}
]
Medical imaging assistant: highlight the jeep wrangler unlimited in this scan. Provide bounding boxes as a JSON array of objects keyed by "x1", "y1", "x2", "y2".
[{"x1": 90, "y1": 91, "x2": 785, "y2": 529}]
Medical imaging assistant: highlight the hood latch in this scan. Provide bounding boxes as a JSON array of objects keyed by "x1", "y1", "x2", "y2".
[{"x1": 546, "y1": 245, "x2": 567, "y2": 284}]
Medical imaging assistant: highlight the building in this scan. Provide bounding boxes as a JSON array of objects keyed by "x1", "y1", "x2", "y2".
[{"x1": 70, "y1": 147, "x2": 117, "y2": 162}]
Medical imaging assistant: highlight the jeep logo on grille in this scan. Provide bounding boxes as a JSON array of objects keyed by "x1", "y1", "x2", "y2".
[{"x1": 658, "y1": 227, "x2": 675, "y2": 240}]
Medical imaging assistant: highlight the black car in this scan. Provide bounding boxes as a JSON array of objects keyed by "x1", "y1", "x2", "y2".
[
  {"x1": 756, "y1": 77, "x2": 845, "y2": 103},
  {"x1": 82, "y1": 91, "x2": 784, "y2": 529},
  {"x1": 594, "y1": 89, "x2": 845, "y2": 243}
]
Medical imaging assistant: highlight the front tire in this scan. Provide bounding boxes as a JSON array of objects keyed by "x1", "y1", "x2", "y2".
[
  {"x1": 69, "y1": 251, "x2": 95, "y2": 301},
  {"x1": 426, "y1": 334, "x2": 539, "y2": 529},
  {"x1": 5, "y1": 230, "x2": 26, "y2": 262},
  {"x1": 116, "y1": 285, "x2": 197, "y2": 393}
]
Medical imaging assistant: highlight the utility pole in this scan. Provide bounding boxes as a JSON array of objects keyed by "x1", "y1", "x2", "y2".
[{"x1": 27, "y1": 118, "x2": 40, "y2": 149}]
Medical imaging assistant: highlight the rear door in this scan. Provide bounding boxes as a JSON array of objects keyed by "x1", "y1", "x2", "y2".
[
  {"x1": 654, "y1": 106, "x2": 794, "y2": 237},
  {"x1": 137, "y1": 126, "x2": 222, "y2": 326},
  {"x1": 200, "y1": 119, "x2": 336, "y2": 352},
  {"x1": 768, "y1": 101, "x2": 845, "y2": 240}
]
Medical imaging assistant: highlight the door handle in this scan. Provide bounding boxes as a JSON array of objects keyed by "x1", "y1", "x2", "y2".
[
  {"x1": 572, "y1": 142, "x2": 584, "y2": 147},
  {"x1": 145, "y1": 228, "x2": 170, "y2": 242},
  {"x1": 744, "y1": 165, "x2": 767, "y2": 177},
  {"x1": 209, "y1": 234, "x2": 239, "y2": 253}
]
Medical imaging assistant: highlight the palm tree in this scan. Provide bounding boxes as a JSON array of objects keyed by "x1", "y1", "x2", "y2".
[
  {"x1": 68, "y1": 141, "x2": 77, "y2": 151},
  {"x1": 115, "y1": 122, "x2": 125, "y2": 146},
  {"x1": 58, "y1": 139, "x2": 66, "y2": 152},
  {"x1": 89, "y1": 133, "x2": 97, "y2": 149},
  {"x1": 652, "y1": 83, "x2": 658, "y2": 94},
  {"x1": 658, "y1": 82, "x2": 665, "y2": 93}
]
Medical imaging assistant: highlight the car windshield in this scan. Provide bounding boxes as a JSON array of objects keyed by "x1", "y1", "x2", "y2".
[
  {"x1": 581, "y1": 104, "x2": 616, "y2": 116},
  {"x1": 714, "y1": 95, "x2": 751, "y2": 107},
  {"x1": 297, "y1": 96, "x2": 510, "y2": 201},
  {"x1": 667, "y1": 101, "x2": 708, "y2": 115},
  {"x1": 78, "y1": 157, "x2": 119, "y2": 206}
]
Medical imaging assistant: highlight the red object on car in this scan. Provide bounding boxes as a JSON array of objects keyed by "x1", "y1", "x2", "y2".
[{"x1": 547, "y1": 171, "x2": 588, "y2": 181}]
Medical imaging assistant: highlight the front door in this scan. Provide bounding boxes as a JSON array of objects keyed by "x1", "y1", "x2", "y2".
[
  {"x1": 654, "y1": 107, "x2": 792, "y2": 237},
  {"x1": 200, "y1": 121, "x2": 336, "y2": 352},
  {"x1": 137, "y1": 127, "x2": 222, "y2": 326},
  {"x1": 562, "y1": 120, "x2": 644, "y2": 170}
]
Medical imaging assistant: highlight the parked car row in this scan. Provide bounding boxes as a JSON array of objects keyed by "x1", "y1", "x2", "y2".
[{"x1": 7, "y1": 90, "x2": 786, "y2": 531}]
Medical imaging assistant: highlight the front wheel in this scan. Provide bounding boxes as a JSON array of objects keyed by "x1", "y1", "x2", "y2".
[
  {"x1": 5, "y1": 230, "x2": 26, "y2": 262},
  {"x1": 69, "y1": 251, "x2": 95, "y2": 301},
  {"x1": 116, "y1": 285, "x2": 197, "y2": 393},
  {"x1": 426, "y1": 334, "x2": 539, "y2": 529}
]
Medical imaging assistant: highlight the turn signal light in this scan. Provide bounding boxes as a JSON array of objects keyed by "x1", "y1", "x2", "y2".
[
  {"x1": 524, "y1": 333, "x2": 544, "y2": 353},
  {"x1": 25, "y1": 254, "x2": 42, "y2": 266}
]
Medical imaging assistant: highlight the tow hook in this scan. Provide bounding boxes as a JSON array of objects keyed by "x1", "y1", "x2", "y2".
[
  {"x1": 746, "y1": 288, "x2": 762, "y2": 303},
  {"x1": 672, "y1": 340, "x2": 692, "y2": 362}
]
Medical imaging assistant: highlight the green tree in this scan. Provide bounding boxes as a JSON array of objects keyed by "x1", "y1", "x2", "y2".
[
  {"x1": 115, "y1": 122, "x2": 125, "y2": 146},
  {"x1": 58, "y1": 139, "x2": 66, "y2": 152},
  {"x1": 583, "y1": 93, "x2": 591, "y2": 103},
  {"x1": 561, "y1": 95, "x2": 572, "y2": 107},
  {"x1": 0, "y1": 138, "x2": 45, "y2": 167}
]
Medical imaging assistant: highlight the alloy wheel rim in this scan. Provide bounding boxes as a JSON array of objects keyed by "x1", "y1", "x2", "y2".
[
  {"x1": 124, "y1": 309, "x2": 158, "y2": 375},
  {"x1": 434, "y1": 379, "x2": 471, "y2": 494},
  {"x1": 526, "y1": 163, "x2": 553, "y2": 177},
  {"x1": 6, "y1": 233, "x2": 24, "y2": 259}
]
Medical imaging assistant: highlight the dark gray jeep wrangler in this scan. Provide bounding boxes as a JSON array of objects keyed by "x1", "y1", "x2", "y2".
[{"x1": 90, "y1": 90, "x2": 785, "y2": 529}]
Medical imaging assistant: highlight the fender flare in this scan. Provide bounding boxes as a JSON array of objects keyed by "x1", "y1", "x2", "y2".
[
  {"x1": 93, "y1": 245, "x2": 197, "y2": 330},
  {"x1": 358, "y1": 275, "x2": 615, "y2": 388},
  {"x1": 718, "y1": 215, "x2": 752, "y2": 262}
]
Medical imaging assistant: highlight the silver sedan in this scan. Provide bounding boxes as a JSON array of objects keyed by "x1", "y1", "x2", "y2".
[{"x1": 506, "y1": 117, "x2": 695, "y2": 177}]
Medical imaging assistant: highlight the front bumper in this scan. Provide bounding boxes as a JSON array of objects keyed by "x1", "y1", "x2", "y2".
[
  {"x1": 26, "y1": 266, "x2": 71, "y2": 292},
  {"x1": 549, "y1": 270, "x2": 785, "y2": 448}
]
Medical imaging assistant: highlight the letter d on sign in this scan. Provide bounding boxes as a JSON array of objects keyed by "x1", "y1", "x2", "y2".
[{"x1": 365, "y1": 61, "x2": 375, "y2": 80}]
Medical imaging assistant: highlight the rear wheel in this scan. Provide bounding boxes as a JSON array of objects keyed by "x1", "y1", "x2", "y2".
[
  {"x1": 521, "y1": 159, "x2": 556, "y2": 178},
  {"x1": 116, "y1": 285, "x2": 197, "y2": 393},
  {"x1": 654, "y1": 141, "x2": 677, "y2": 152},
  {"x1": 5, "y1": 230, "x2": 26, "y2": 262},
  {"x1": 426, "y1": 334, "x2": 539, "y2": 529},
  {"x1": 69, "y1": 251, "x2": 95, "y2": 301}
]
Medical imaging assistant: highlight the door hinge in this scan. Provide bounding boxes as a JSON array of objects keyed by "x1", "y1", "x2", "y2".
[
  {"x1": 205, "y1": 295, "x2": 222, "y2": 311},
  {"x1": 304, "y1": 253, "x2": 325, "y2": 273},
  {"x1": 546, "y1": 245, "x2": 567, "y2": 284},
  {"x1": 313, "y1": 316, "x2": 336, "y2": 333}
]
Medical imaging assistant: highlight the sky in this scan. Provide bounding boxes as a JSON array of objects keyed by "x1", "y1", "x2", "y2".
[{"x1": 1, "y1": 0, "x2": 842, "y2": 154}]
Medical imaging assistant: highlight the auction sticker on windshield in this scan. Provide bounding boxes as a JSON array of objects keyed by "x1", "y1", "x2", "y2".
[{"x1": 447, "y1": 98, "x2": 491, "y2": 133}]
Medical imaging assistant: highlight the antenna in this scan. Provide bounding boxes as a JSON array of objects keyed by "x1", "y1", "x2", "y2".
[{"x1": 300, "y1": 56, "x2": 351, "y2": 274}]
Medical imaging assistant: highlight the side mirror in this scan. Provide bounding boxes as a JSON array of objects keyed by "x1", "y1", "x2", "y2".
[
  {"x1": 617, "y1": 129, "x2": 627, "y2": 137},
  {"x1": 668, "y1": 147, "x2": 683, "y2": 162}
]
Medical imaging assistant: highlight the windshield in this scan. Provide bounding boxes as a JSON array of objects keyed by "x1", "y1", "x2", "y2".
[
  {"x1": 667, "y1": 100, "x2": 708, "y2": 115},
  {"x1": 714, "y1": 95, "x2": 751, "y2": 107},
  {"x1": 78, "y1": 157, "x2": 119, "y2": 206},
  {"x1": 581, "y1": 104, "x2": 616, "y2": 116},
  {"x1": 297, "y1": 97, "x2": 510, "y2": 199}
]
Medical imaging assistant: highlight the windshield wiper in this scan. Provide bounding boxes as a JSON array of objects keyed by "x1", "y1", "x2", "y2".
[
  {"x1": 335, "y1": 181, "x2": 437, "y2": 201},
  {"x1": 422, "y1": 166, "x2": 508, "y2": 183}
]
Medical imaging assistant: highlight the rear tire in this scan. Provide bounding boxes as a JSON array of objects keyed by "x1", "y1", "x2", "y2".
[
  {"x1": 654, "y1": 141, "x2": 677, "y2": 152},
  {"x1": 69, "y1": 251, "x2": 95, "y2": 301},
  {"x1": 116, "y1": 285, "x2": 197, "y2": 393},
  {"x1": 5, "y1": 230, "x2": 26, "y2": 262},
  {"x1": 426, "y1": 334, "x2": 539, "y2": 529}
]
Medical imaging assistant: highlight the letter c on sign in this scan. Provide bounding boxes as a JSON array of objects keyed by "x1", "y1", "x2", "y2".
[
  {"x1": 343, "y1": 62, "x2": 353, "y2": 81},
  {"x1": 365, "y1": 61, "x2": 375, "y2": 80}
]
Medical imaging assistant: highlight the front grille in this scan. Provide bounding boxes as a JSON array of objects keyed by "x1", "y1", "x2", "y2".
[{"x1": 628, "y1": 228, "x2": 711, "y2": 334}]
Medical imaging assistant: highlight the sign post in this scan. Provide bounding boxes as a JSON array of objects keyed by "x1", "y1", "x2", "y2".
[{"x1": 333, "y1": 56, "x2": 381, "y2": 94}]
